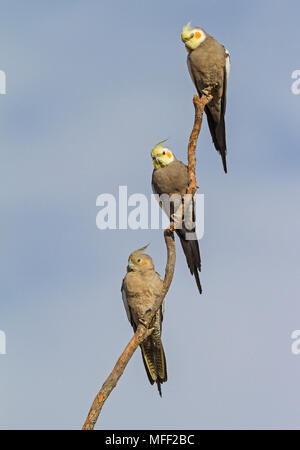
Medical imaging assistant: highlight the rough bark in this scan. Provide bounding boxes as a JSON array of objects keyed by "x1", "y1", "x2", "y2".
[{"x1": 187, "y1": 93, "x2": 212, "y2": 195}]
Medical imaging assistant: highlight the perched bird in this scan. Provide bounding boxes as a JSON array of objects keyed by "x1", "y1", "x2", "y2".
[
  {"x1": 121, "y1": 245, "x2": 167, "y2": 396},
  {"x1": 181, "y1": 22, "x2": 231, "y2": 173},
  {"x1": 151, "y1": 140, "x2": 202, "y2": 294}
]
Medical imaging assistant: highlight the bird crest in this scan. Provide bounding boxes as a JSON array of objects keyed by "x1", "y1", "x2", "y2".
[
  {"x1": 151, "y1": 139, "x2": 168, "y2": 157},
  {"x1": 181, "y1": 21, "x2": 192, "y2": 35},
  {"x1": 130, "y1": 244, "x2": 149, "y2": 260}
]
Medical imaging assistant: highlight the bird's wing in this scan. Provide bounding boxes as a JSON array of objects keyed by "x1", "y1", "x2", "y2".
[
  {"x1": 225, "y1": 48, "x2": 231, "y2": 79},
  {"x1": 222, "y1": 48, "x2": 230, "y2": 116},
  {"x1": 187, "y1": 56, "x2": 196, "y2": 86},
  {"x1": 187, "y1": 42, "x2": 228, "y2": 172},
  {"x1": 204, "y1": 77, "x2": 227, "y2": 172},
  {"x1": 152, "y1": 163, "x2": 202, "y2": 293},
  {"x1": 161, "y1": 296, "x2": 166, "y2": 319},
  {"x1": 153, "y1": 271, "x2": 165, "y2": 320},
  {"x1": 206, "y1": 47, "x2": 229, "y2": 173},
  {"x1": 121, "y1": 280, "x2": 135, "y2": 328}
]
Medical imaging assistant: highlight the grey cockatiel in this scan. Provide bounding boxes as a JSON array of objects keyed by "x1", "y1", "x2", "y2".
[
  {"x1": 121, "y1": 245, "x2": 167, "y2": 396},
  {"x1": 151, "y1": 141, "x2": 202, "y2": 294},
  {"x1": 181, "y1": 22, "x2": 230, "y2": 173}
]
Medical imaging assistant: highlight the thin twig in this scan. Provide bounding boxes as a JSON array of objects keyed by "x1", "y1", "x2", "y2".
[{"x1": 82, "y1": 229, "x2": 175, "y2": 430}]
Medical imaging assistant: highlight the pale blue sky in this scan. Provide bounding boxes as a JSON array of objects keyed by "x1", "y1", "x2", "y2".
[{"x1": 1, "y1": 0, "x2": 300, "y2": 429}]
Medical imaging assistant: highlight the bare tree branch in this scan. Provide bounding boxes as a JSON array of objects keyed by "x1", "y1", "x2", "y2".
[
  {"x1": 82, "y1": 94, "x2": 210, "y2": 430},
  {"x1": 187, "y1": 93, "x2": 212, "y2": 195},
  {"x1": 82, "y1": 229, "x2": 176, "y2": 430}
]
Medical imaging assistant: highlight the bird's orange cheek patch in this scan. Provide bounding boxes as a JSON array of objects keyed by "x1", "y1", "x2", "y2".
[
  {"x1": 141, "y1": 260, "x2": 148, "y2": 265},
  {"x1": 195, "y1": 32, "x2": 202, "y2": 39},
  {"x1": 166, "y1": 151, "x2": 172, "y2": 158}
]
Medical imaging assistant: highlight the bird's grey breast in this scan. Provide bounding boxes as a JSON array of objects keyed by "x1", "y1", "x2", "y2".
[
  {"x1": 152, "y1": 161, "x2": 188, "y2": 196},
  {"x1": 124, "y1": 271, "x2": 162, "y2": 298}
]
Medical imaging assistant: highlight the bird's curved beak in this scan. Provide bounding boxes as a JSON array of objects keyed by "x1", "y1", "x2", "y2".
[
  {"x1": 127, "y1": 260, "x2": 134, "y2": 271},
  {"x1": 181, "y1": 33, "x2": 193, "y2": 43}
]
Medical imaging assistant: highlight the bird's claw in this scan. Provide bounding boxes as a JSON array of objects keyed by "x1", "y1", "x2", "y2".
[
  {"x1": 139, "y1": 318, "x2": 148, "y2": 328},
  {"x1": 201, "y1": 89, "x2": 211, "y2": 98}
]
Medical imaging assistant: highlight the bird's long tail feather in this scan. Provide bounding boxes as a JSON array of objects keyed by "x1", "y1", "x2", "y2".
[
  {"x1": 140, "y1": 337, "x2": 167, "y2": 397},
  {"x1": 205, "y1": 105, "x2": 227, "y2": 173},
  {"x1": 177, "y1": 231, "x2": 202, "y2": 294}
]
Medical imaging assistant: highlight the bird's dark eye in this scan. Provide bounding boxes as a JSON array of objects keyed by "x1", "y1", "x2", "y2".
[
  {"x1": 137, "y1": 258, "x2": 141, "y2": 263},
  {"x1": 190, "y1": 33, "x2": 194, "y2": 38},
  {"x1": 152, "y1": 157, "x2": 155, "y2": 160},
  {"x1": 163, "y1": 151, "x2": 166, "y2": 155}
]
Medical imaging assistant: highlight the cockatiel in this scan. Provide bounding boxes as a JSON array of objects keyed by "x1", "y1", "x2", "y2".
[
  {"x1": 121, "y1": 245, "x2": 167, "y2": 396},
  {"x1": 151, "y1": 141, "x2": 202, "y2": 294},
  {"x1": 181, "y1": 22, "x2": 231, "y2": 173}
]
